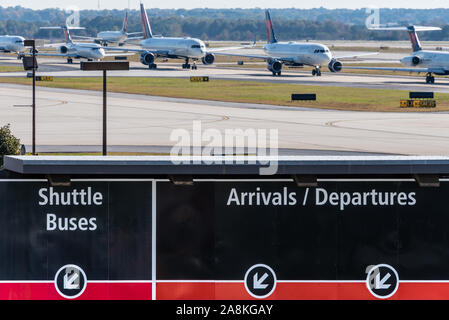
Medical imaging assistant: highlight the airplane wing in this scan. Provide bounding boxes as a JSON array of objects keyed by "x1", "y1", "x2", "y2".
[
  {"x1": 344, "y1": 66, "x2": 448, "y2": 74},
  {"x1": 71, "y1": 35, "x2": 101, "y2": 41},
  {"x1": 334, "y1": 52, "x2": 379, "y2": 60},
  {"x1": 207, "y1": 46, "x2": 250, "y2": 53},
  {"x1": 102, "y1": 46, "x2": 174, "y2": 57},
  {"x1": 368, "y1": 26, "x2": 441, "y2": 31},
  {"x1": 102, "y1": 47, "x2": 143, "y2": 53},
  {"x1": 38, "y1": 43, "x2": 67, "y2": 49},
  {"x1": 103, "y1": 52, "x2": 136, "y2": 57},
  {"x1": 214, "y1": 52, "x2": 295, "y2": 63},
  {"x1": 33, "y1": 53, "x2": 79, "y2": 58},
  {"x1": 127, "y1": 32, "x2": 143, "y2": 36},
  {"x1": 125, "y1": 37, "x2": 144, "y2": 41}
]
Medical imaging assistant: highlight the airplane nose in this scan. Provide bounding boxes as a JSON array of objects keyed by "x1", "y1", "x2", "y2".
[
  {"x1": 323, "y1": 53, "x2": 332, "y2": 64},
  {"x1": 400, "y1": 57, "x2": 411, "y2": 65},
  {"x1": 98, "y1": 49, "x2": 105, "y2": 59}
]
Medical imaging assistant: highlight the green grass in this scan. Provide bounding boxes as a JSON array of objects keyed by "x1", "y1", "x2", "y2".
[
  {"x1": 0, "y1": 76, "x2": 448, "y2": 112},
  {"x1": 0, "y1": 65, "x2": 24, "y2": 72}
]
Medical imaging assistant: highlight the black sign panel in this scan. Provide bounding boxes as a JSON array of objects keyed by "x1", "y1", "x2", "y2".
[
  {"x1": 0, "y1": 181, "x2": 152, "y2": 299},
  {"x1": 156, "y1": 180, "x2": 449, "y2": 299},
  {"x1": 4, "y1": 179, "x2": 449, "y2": 300}
]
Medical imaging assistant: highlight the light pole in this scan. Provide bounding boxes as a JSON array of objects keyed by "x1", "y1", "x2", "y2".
[
  {"x1": 23, "y1": 40, "x2": 37, "y2": 155},
  {"x1": 80, "y1": 61, "x2": 130, "y2": 156}
]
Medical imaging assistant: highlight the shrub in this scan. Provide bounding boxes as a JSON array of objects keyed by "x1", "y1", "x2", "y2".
[{"x1": 0, "y1": 124, "x2": 21, "y2": 167}]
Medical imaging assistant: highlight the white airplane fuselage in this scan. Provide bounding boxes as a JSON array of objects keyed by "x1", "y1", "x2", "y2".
[
  {"x1": 264, "y1": 42, "x2": 333, "y2": 66},
  {"x1": 140, "y1": 37, "x2": 206, "y2": 59},
  {"x1": 0, "y1": 35, "x2": 25, "y2": 53},
  {"x1": 97, "y1": 31, "x2": 127, "y2": 44},
  {"x1": 59, "y1": 42, "x2": 105, "y2": 60},
  {"x1": 401, "y1": 50, "x2": 449, "y2": 72}
]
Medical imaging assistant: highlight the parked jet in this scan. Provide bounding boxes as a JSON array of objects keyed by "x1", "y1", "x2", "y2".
[
  {"x1": 345, "y1": 26, "x2": 445, "y2": 84},
  {"x1": 73, "y1": 11, "x2": 142, "y2": 46},
  {"x1": 38, "y1": 24, "x2": 131, "y2": 63},
  {"x1": 106, "y1": 3, "x2": 243, "y2": 69},
  {"x1": 216, "y1": 10, "x2": 374, "y2": 76},
  {"x1": 0, "y1": 35, "x2": 25, "y2": 56}
]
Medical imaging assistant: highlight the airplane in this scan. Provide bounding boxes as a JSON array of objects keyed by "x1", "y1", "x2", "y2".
[
  {"x1": 215, "y1": 10, "x2": 375, "y2": 77},
  {"x1": 105, "y1": 2, "x2": 243, "y2": 70},
  {"x1": 38, "y1": 24, "x2": 132, "y2": 64},
  {"x1": 344, "y1": 25, "x2": 445, "y2": 84},
  {"x1": 72, "y1": 11, "x2": 142, "y2": 46},
  {"x1": 0, "y1": 35, "x2": 25, "y2": 57}
]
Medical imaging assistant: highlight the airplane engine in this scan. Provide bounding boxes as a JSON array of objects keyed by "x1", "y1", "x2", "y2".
[
  {"x1": 140, "y1": 52, "x2": 155, "y2": 65},
  {"x1": 58, "y1": 46, "x2": 68, "y2": 54},
  {"x1": 328, "y1": 59, "x2": 343, "y2": 72},
  {"x1": 202, "y1": 53, "x2": 215, "y2": 65},
  {"x1": 267, "y1": 60, "x2": 282, "y2": 73},
  {"x1": 412, "y1": 56, "x2": 421, "y2": 65}
]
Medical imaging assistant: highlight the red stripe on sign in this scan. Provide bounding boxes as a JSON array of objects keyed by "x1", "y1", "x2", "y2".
[
  {"x1": 157, "y1": 282, "x2": 215, "y2": 300},
  {"x1": 157, "y1": 282, "x2": 372, "y2": 300},
  {"x1": 0, "y1": 282, "x2": 153, "y2": 300},
  {"x1": 156, "y1": 282, "x2": 449, "y2": 300}
]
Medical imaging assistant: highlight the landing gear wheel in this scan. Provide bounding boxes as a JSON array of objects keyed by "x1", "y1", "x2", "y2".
[
  {"x1": 277, "y1": 72, "x2": 281, "y2": 76},
  {"x1": 149, "y1": 63, "x2": 157, "y2": 69},
  {"x1": 67, "y1": 58, "x2": 73, "y2": 64},
  {"x1": 312, "y1": 69, "x2": 316, "y2": 76},
  {"x1": 317, "y1": 70, "x2": 322, "y2": 76},
  {"x1": 426, "y1": 74, "x2": 435, "y2": 84},
  {"x1": 192, "y1": 64, "x2": 198, "y2": 70},
  {"x1": 182, "y1": 58, "x2": 191, "y2": 69}
]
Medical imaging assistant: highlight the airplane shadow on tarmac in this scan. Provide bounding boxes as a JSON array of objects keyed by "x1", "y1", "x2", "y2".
[
  {"x1": 247, "y1": 73, "x2": 311, "y2": 78},
  {"x1": 383, "y1": 80, "x2": 449, "y2": 87},
  {"x1": 133, "y1": 67, "x2": 190, "y2": 71}
]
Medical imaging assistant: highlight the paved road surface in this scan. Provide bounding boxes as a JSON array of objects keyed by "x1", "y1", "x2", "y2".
[{"x1": 1, "y1": 84, "x2": 448, "y2": 155}]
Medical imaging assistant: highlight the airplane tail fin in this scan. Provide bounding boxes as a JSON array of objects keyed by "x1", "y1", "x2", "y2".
[
  {"x1": 265, "y1": 10, "x2": 278, "y2": 44},
  {"x1": 63, "y1": 25, "x2": 73, "y2": 44},
  {"x1": 368, "y1": 25, "x2": 441, "y2": 53},
  {"x1": 122, "y1": 11, "x2": 128, "y2": 33},
  {"x1": 140, "y1": 2, "x2": 153, "y2": 39},
  {"x1": 40, "y1": 23, "x2": 86, "y2": 44},
  {"x1": 407, "y1": 26, "x2": 422, "y2": 52}
]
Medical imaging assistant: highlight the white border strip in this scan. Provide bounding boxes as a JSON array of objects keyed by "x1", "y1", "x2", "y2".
[
  {"x1": 3, "y1": 279, "x2": 449, "y2": 284},
  {"x1": 152, "y1": 180, "x2": 157, "y2": 301},
  {"x1": 71, "y1": 179, "x2": 156, "y2": 182},
  {"x1": 0, "y1": 280, "x2": 152, "y2": 283},
  {"x1": 0, "y1": 180, "x2": 47, "y2": 182},
  {"x1": 0, "y1": 178, "x2": 441, "y2": 183}
]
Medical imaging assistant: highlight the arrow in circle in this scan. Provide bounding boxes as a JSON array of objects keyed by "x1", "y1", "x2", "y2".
[
  {"x1": 253, "y1": 272, "x2": 269, "y2": 289},
  {"x1": 64, "y1": 272, "x2": 80, "y2": 290},
  {"x1": 374, "y1": 272, "x2": 391, "y2": 290}
]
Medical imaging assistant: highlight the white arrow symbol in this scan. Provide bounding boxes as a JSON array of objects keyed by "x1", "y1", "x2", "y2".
[
  {"x1": 253, "y1": 272, "x2": 269, "y2": 289},
  {"x1": 374, "y1": 272, "x2": 391, "y2": 290},
  {"x1": 64, "y1": 272, "x2": 79, "y2": 290}
]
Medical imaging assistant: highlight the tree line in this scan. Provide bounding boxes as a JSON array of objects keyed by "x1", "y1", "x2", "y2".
[{"x1": 1, "y1": 6, "x2": 449, "y2": 41}]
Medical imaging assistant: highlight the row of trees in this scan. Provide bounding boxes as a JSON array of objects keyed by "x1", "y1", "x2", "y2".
[
  {"x1": 2, "y1": 6, "x2": 449, "y2": 41},
  {"x1": 2, "y1": 6, "x2": 449, "y2": 25}
]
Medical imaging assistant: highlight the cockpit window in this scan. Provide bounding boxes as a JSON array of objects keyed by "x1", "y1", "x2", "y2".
[
  {"x1": 314, "y1": 49, "x2": 329, "y2": 53},
  {"x1": 191, "y1": 45, "x2": 201, "y2": 48}
]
